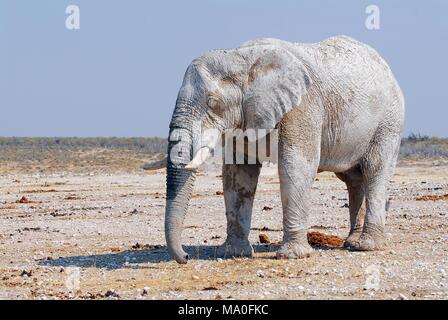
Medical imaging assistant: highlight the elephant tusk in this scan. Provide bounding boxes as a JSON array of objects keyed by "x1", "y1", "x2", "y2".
[
  {"x1": 185, "y1": 147, "x2": 211, "y2": 170},
  {"x1": 142, "y1": 156, "x2": 168, "y2": 170}
]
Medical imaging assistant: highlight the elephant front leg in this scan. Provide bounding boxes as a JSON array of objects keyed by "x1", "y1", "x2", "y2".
[
  {"x1": 217, "y1": 163, "x2": 261, "y2": 259},
  {"x1": 276, "y1": 147, "x2": 317, "y2": 259}
]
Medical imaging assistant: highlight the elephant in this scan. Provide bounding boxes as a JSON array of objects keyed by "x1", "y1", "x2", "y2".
[{"x1": 146, "y1": 35, "x2": 405, "y2": 264}]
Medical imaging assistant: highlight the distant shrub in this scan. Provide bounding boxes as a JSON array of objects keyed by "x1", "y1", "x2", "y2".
[
  {"x1": 0, "y1": 137, "x2": 168, "y2": 155},
  {"x1": 400, "y1": 134, "x2": 448, "y2": 159},
  {"x1": 406, "y1": 133, "x2": 430, "y2": 142},
  {"x1": 0, "y1": 135, "x2": 447, "y2": 165}
]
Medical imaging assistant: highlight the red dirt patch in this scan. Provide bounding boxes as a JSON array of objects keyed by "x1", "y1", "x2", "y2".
[
  {"x1": 64, "y1": 195, "x2": 81, "y2": 200},
  {"x1": 259, "y1": 233, "x2": 270, "y2": 244},
  {"x1": 22, "y1": 189, "x2": 58, "y2": 194},
  {"x1": 415, "y1": 194, "x2": 448, "y2": 201},
  {"x1": 130, "y1": 243, "x2": 158, "y2": 250},
  {"x1": 16, "y1": 196, "x2": 32, "y2": 204},
  {"x1": 307, "y1": 231, "x2": 344, "y2": 247}
]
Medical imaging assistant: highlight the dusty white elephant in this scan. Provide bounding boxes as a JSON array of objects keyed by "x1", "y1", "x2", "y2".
[{"x1": 146, "y1": 36, "x2": 404, "y2": 264}]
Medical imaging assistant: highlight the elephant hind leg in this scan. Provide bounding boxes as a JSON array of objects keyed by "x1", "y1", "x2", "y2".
[
  {"x1": 335, "y1": 166, "x2": 366, "y2": 248},
  {"x1": 350, "y1": 131, "x2": 401, "y2": 251}
]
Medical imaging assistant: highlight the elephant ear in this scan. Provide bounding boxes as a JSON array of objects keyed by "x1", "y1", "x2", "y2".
[{"x1": 243, "y1": 48, "x2": 311, "y2": 133}]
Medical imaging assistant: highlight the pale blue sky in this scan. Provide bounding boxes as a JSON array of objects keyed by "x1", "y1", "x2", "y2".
[{"x1": 1, "y1": 0, "x2": 447, "y2": 137}]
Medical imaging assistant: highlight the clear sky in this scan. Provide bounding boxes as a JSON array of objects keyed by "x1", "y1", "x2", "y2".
[{"x1": 1, "y1": 0, "x2": 447, "y2": 137}]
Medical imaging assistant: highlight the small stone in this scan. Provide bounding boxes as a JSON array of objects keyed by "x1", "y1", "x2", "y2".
[
  {"x1": 16, "y1": 196, "x2": 32, "y2": 204},
  {"x1": 105, "y1": 289, "x2": 120, "y2": 298},
  {"x1": 20, "y1": 270, "x2": 32, "y2": 277},
  {"x1": 259, "y1": 233, "x2": 270, "y2": 244},
  {"x1": 191, "y1": 275, "x2": 200, "y2": 280},
  {"x1": 256, "y1": 270, "x2": 265, "y2": 278},
  {"x1": 395, "y1": 293, "x2": 408, "y2": 300}
]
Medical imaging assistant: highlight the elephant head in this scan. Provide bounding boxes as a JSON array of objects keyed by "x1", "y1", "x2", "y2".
[{"x1": 149, "y1": 43, "x2": 311, "y2": 263}]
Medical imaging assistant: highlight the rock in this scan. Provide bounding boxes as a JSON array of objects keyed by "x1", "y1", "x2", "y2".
[
  {"x1": 131, "y1": 243, "x2": 153, "y2": 250},
  {"x1": 256, "y1": 270, "x2": 265, "y2": 278},
  {"x1": 395, "y1": 293, "x2": 408, "y2": 300},
  {"x1": 16, "y1": 196, "x2": 32, "y2": 204},
  {"x1": 259, "y1": 233, "x2": 270, "y2": 244},
  {"x1": 202, "y1": 286, "x2": 218, "y2": 291},
  {"x1": 105, "y1": 289, "x2": 120, "y2": 298},
  {"x1": 20, "y1": 270, "x2": 32, "y2": 277}
]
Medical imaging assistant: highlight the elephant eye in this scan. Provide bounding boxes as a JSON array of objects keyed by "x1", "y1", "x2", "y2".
[{"x1": 207, "y1": 97, "x2": 219, "y2": 109}]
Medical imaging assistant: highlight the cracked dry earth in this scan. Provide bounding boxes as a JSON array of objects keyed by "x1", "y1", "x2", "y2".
[{"x1": 0, "y1": 161, "x2": 447, "y2": 300}]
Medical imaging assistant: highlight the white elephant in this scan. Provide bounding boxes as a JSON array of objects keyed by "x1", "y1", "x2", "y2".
[{"x1": 146, "y1": 36, "x2": 405, "y2": 264}]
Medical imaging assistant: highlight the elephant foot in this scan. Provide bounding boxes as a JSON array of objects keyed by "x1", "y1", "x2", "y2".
[
  {"x1": 347, "y1": 225, "x2": 386, "y2": 251},
  {"x1": 276, "y1": 242, "x2": 314, "y2": 259},
  {"x1": 216, "y1": 241, "x2": 254, "y2": 259},
  {"x1": 343, "y1": 229, "x2": 363, "y2": 248}
]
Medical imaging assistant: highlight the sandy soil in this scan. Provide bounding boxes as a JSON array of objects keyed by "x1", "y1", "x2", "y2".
[{"x1": 0, "y1": 160, "x2": 447, "y2": 300}]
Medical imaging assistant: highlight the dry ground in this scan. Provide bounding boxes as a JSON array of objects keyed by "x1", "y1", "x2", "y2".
[{"x1": 0, "y1": 154, "x2": 447, "y2": 300}]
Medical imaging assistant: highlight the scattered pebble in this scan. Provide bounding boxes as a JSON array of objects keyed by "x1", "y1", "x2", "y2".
[
  {"x1": 395, "y1": 293, "x2": 408, "y2": 300},
  {"x1": 20, "y1": 270, "x2": 32, "y2": 277},
  {"x1": 16, "y1": 196, "x2": 32, "y2": 204},
  {"x1": 105, "y1": 289, "x2": 120, "y2": 298},
  {"x1": 256, "y1": 270, "x2": 265, "y2": 278},
  {"x1": 259, "y1": 233, "x2": 270, "y2": 244}
]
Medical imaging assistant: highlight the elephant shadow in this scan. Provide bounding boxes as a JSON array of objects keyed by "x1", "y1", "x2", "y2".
[{"x1": 38, "y1": 244, "x2": 283, "y2": 270}]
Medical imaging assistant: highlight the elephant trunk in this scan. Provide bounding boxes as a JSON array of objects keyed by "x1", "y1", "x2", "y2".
[
  {"x1": 164, "y1": 105, "x2": 199, "y2": 263},
  {"x1": 165, "y1": 161, "x2": 195, "y2": 264}
]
